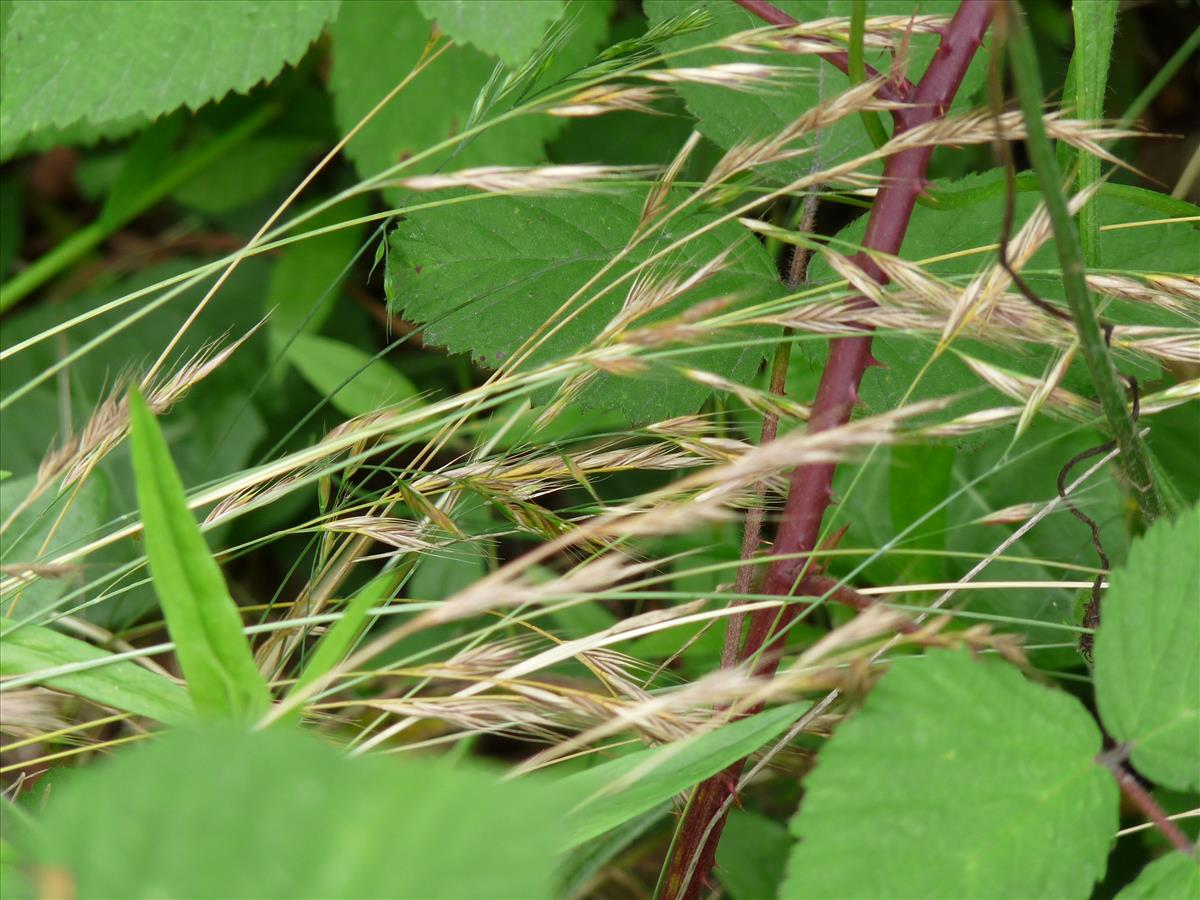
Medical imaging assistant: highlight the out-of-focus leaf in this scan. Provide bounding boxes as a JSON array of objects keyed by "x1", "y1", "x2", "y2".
[
  {"x1": 35, "y1": 725, "x2": 569, "y2": 899},
  {"x1": 285, "y1": 332, "x2": 419, "y2": 418},
  {"x1": 717, "y1": 809, "x2": 792, "y2": 900},
  {"x1": 0, "y1": 472, "x2": 109, "y2": 619},
  {"x1": 561, "y1": 702, "x2": 808, "y2": 847},
  {"x1": 1116, "y1": 853, "x2": 1200, "y2": 899}
]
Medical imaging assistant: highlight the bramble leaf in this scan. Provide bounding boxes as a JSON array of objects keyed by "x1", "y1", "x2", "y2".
[
  {"x1": 1116, "y1": 852, "x2": 1200, "y2": 899},
  {"x1": 34, "y1": 725, "x2": 568, "y2": 898},
  {"x1": 416, "y1": 0, "x2": 565, "y2": 67},
  {"x1": 329, "y1": 0, "x2": 610, "y2": 189},
  {"x1": 1094, "y1": 505, "x2": 1200, "y2": 792},
  {"x1": 385, "y1": 189, "x2": 782, "y2": 422},
  {"x1": 0, "y1": 0, "x2": 338, "y2": 152},
  {"x1": 782, "y1": 650, "x2": 1116, "y2": 898}
]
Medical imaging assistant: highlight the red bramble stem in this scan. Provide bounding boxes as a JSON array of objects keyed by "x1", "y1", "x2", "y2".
[{"x1": 660, "y1": 4, "x2": 994, "y2": 897}]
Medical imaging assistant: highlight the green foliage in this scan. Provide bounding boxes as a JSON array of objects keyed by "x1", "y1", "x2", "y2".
[
  {"x1": 417, "y1": 0, "x2": 566, "y2": 67},
  {"x1": 0, "y1": 618, "x2": 193, "y2": 724},
  {"x1": 1094, "y1": 505, "x2": 1200, "y2": 792},
  {"x1": 716, "y1": 809, "x2": 792, "y2": 900},
  {"x1": 1, "y1": 1, "x2": 1196, "y2": 896},
  {"x1": 0, "y1": 0, "x2": 338, "y2": 155},
  {"x1": 562, "y1": 702, "x2": 808, "y2": 847},
  {"x1": 1116, "y1": 853, "x2": 1200, "y2": 900},
  {"x1": 808, "y1": 174, "x2": 1200, "y2": 417},
  {"x1": 782, "y1": 650, "x2": 1116, "y2": 898},
  {"x1": 128, "y1": 388, "x2": 270, "y2": 718},
  {"x1": 28, "y1": 725, "x2": 568, "y2": 898},
  {"x1": 328, "y1": 0, "x2": 610, "y2": 188},
  {"x1": 644, "y1": 0, "x2": 987, "y2": 179},
  {"x1": 286, "y1": 331, "x2": 420, "y2": 418},
  {"x1": 386, "y1": 189, "x2": 781, "y2": 421},
  {"x1": 0, "y1": 471, "x2": 108, "y2": 618}
]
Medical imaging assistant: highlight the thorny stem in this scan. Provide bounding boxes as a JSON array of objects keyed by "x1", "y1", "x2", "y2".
[
  {"x1": 661, "y1": 3, "x2": 993, "y2": 897},
  {"x1": 1098, "y1": 746, "x2": 1198, "y2": 857},
  {"x1": 721, "y1": 191, "x2": 820, "y2": 669}
]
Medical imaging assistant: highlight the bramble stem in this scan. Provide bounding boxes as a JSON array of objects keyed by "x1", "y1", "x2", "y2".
[
  {"x1": 1099, "y1": 747, "x2": 1197, "y2": 857},
  {"x1": 660, "y1": 3, "x2": 993, "y2": 897},
  {"x1": 1001, "y1": 1, "x2": 1162, "y2": 523}
]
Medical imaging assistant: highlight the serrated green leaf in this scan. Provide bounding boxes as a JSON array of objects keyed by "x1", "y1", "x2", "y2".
[
  {"x1": 643, "y1": 0, "x2": 987, "y2": 180},
  {"x1": 0, "y1": 0, "x2": 338, "y2": 150},
  {"x1": 35, "y1": 725, "x2": 568, "y2": 899},
  {"x1": 128, "y1": 388, "x2": 269, "y2": 718},
  {"x1": 286, "y1": 331, "x2": 420, "y2": 418},
  {"x1": 1095, "y1": 505, "x2": 1200, "y2": 791},
  {"x1": 416, "y1": 0, "x2": 565, "y2": 67},
  {"x1": 0, "y1": 618, "x2": 192, "y2": 725},
  {"x1": 329, "y1": 0, "x2": 610, "y2": 191},
  {"x1": 782, "y1": 650, "x2": 1116, "y2": 899},
  {"x1": 561, "y1": 702, "x2": 808, "y2": 847},
  {"x1": 385, "y1": 189, "x2": 782, "y2": 422},
  {"x1": 1117, "y1": 852, "x2": 1200, "y2": 900}
]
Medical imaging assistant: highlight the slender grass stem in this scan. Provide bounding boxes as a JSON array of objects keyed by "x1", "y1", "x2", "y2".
[{"x1": 1002, "y1": 1, "x2": 1162, "y2": 523}]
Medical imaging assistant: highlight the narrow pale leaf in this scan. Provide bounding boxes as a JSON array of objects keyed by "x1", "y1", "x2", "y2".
[
  {"x1": 561, "y1": 702, "x2": 807, "y2": 847},
  {"x1": 0, "y1": 618, "x2": 192, "y2": 725},
  {"x1": 286, "y1": 332, "x2": 420, "y2": 418}
]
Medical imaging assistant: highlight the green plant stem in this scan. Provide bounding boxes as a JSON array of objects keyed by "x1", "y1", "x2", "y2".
[
  {"x1": 849, "y1": 0, "x2": 889, "y2": 149},
  {"x1": 1065, "y1": 0, "x2": 1117, "y2": 266},
  {"x1": 0, "y1": 103, "x2": 277, "y2": 312},
  {"x1": 1003, "y1": 1, "x2": 1162, "y2": 523}
]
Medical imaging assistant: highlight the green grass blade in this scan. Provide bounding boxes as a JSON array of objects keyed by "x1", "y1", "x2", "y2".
[
  {"x1": 0, "y1": 619, "x2": 193, "y2": 725},
  {"x1": 285, "y1": 572, "x2": 398, "y2": 720},
  {"x1": 1066, "y1": 0, "x2": 1118, "y2": 265},
  {"x1": 128, "y1": 387, "x2": 270, "y2": 718},
  {"x1": 560, "y1": 702, "x2": 808, "y2": 848}
]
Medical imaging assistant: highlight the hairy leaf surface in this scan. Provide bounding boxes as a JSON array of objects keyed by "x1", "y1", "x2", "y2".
[
  {"x1": 416, "y1": 0, "x2": 565, "y2": 67},
  {"x1": 0, "y1": 0, "x2": 338, "y2": 152},
  {"x1": 1095, "y1": 505, "x2": 1200, "y2": 791},
  {"x1": 783, "y1": 650, "x2": 1115, "y2": 898},
  {"x1": 386, "y1": 189, "x2": 782, "y2": 421}
]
